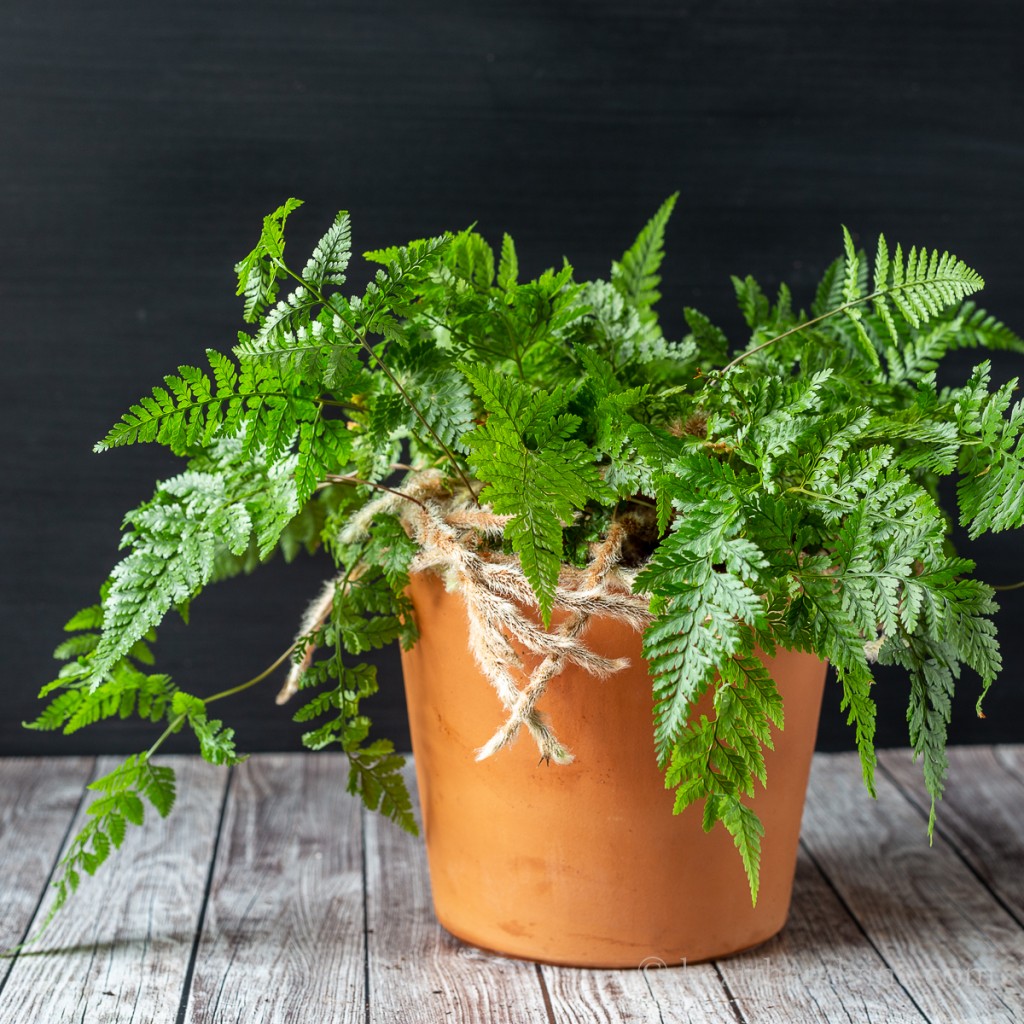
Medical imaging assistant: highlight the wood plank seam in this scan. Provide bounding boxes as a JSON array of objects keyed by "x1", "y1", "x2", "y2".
[
  {"x1": 0, "y1": 755, "x2": 96, "y2": 996},
  {"x1": 637, "y1": 961, "x2": 670, "y2": 1024},
  {"x1": 711, "y1": 961, "x2": 747, "y2": 1024},
  {"x1": 172, "y1": 763, "x2": 235, "y2": 1024},
  {"x1": 796, "y1": 837, "x2": 933, "y2": 1023},
  {"x1": 534, "y1": 962, "x2": 557, "y2": 1024},
  {"x1": 361, "y1": 799, "x2": 370, "y2": 1024},
  {"x1": 877, "y1": 756, "x2": 1024, "y2": 935}
]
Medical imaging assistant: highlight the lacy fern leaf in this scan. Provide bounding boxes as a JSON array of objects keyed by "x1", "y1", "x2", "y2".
[
  {"x1": 611, "y1": 192, "x2": 678, "y2": 323},
  {"x1": 41, "y1": 755, "x2": 177, "y2": 933},
  {"x1": 95, "y1": 351, "x2": 316, "y2": 461},
  {"x1": 869, "y1": 230, "x2": 986, "y2": 334},
  {"x1": 303, "y1": 210, "x2": 353, "y2": 288},
  {"x1": 461, "y1": 363, "x2": 609, "y2": 624},
  {"x1": 234, "y1": 198, "x2": 305, "y2": 322}
]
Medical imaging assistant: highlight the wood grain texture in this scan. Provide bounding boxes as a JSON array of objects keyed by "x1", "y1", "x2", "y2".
[
  {"x1": 181, "y1": 753, "x2": 365, "y2": 1024},
  {"x1": 720, "y1": 852, "x2": 928, "y2": 1023},
  {"x1": 802, "y1": 751, "x2": 1024, "y2": 1024},
  {"x1": 0, "y1": 757, "x2": 94, "y2": 953},
  {"x1": 363, "y1": 761, "x2": 552, "y2": 1024},
  {"x1": 541, "y1": 960, "x2": 737, "y2": 1024},
  {"x1": 0, "y1": 751, "x2": 1021, "y2": 1019},
  {"x1": 0, "y1": 755, "x2": 227, "y2": 1024},
  {"x1": 880, "y1": 745, "x2": 1024, "y2": 927}
]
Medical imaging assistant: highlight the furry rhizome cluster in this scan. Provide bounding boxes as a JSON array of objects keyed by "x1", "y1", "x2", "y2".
[{"x1": 33, "y1": 195, "x2": 1024, "y2": 921}]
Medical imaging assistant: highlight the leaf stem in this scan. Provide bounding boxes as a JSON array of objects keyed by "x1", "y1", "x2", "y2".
[
  {"x1": 144, "y1": 643, "x2": 299, "y2": 760},
  {"x1": 721, "y1": 292, "x2": 886, "y2": 374},
  {"x1": 319, "y1": 473, "x2": 430, "y2": 512},
  {"x1": 206, "y1": 643, "x2": 299, "y2": 703}
]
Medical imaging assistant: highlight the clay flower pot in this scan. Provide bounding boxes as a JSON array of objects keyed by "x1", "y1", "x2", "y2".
[{"x1": 400, "y1": 570, "x2": 828, "y2": 968}]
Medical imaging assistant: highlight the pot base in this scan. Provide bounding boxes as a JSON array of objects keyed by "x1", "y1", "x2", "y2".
[{"x1": 433, "y1": 909, "x2": 786, "y2": 970}]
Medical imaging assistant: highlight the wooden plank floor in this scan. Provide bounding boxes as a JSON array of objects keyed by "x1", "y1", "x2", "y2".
[{"x1": 0, "y1": 749, "x2": 1021, "y2": 1023}]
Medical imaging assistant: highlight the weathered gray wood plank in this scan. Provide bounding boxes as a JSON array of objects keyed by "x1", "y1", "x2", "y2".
[
  {"x1": 0, "y1": 749, "x2": 1019, "y2": 1022},
  {"x1": 364, "y1": 762, "x2": 551, "y2": 1024},
  {"x1": 181, "y1": 753, "x2": 365, "y2": 1024},
  {"x1": 719, "y1": 851, "x2": 928, "y2": 1023},
  {"x1": 0, "y1": 756, "x2": 93, "y2": 954},
  {"x1": 542, "y1": 959, "x2": 736, "y2": 1024},
  {"x1": 803, "y1": 751, "x2": 1024, "y2": 1024},
  {"x1": 881, "y1": 745, "x2": 1024, "y2": 926},
  {"x1": 0, "y1": 755, "x2": 226, "y2": 1024}
]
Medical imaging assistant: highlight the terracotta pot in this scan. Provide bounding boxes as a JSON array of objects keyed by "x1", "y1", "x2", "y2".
[{"x1": 400, "y1": 570, "x2": 827, "y2": 968}]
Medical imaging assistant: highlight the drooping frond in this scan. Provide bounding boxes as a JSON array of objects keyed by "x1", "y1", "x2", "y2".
[
  {"x1": 952, "y1": 362, "x2": 1024, "y2": 537},
  {"x1": 288, "y1": 567, "x2": 417, "y2": 834},
  {"x1": 94, "y1": 350, "x2": 316, "y2": 461},
  {"x1": 40, "y1": 754, "x2": 178, "y2": 933},
  {"x1": 86, "y1": 441, "x2": 301, "y2": 684}
]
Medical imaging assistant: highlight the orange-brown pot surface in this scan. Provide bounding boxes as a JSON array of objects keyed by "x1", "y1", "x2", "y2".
[{"x1": 400, "y1": 570, "x2": 827, "y2": 968}]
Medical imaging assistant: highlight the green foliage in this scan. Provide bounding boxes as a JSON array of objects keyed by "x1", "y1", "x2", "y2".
[
  {"x1": 611, "y1": 193, "x2": 678, "y2": 324},
  {"x1": 289, "y1": 565, "x2": 417, "y2": 833},
  {"x1": 84, "y1": 439, "x2": 302, "y2": 685},
  {"x1": 461, "y1": 363, "x2": 611, "y2": 624},
  {"x1": 37, "y1": 199, "x2": 1024, "y2": 926},
  {"x1": 952, "y1": 362, "x2": 1024, "y2": 537},
  {"x1": 171, "y1": 692, "x2": 246, "y2": 767},
  {"x1": 234, "y1": 198, "x2": 306, "y2": 322},
  {"x1": 95, "y1": 351, "x2": 317, "y2": 459},
  {"x1": 41, "y1": 755, "x2": 177, "y2": 934}
]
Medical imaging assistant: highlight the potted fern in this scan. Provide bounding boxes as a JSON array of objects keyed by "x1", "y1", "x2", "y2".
[{"x1": 31, "y1": 196, "x2": 1024, "y2": 965}]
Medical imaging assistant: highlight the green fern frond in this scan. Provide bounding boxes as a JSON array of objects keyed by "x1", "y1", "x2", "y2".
[
  {"x1": 352, "y1": 234, "x2": 450, "y2": 336},
  {"x1": 869, "y1": 231, "x2": 985, "y2": 333},
  {"x1": 718, "y1": 796, "x2": 765, "y2": 903},
  {"x1": 303, "y1": 210, "x2": 352, "y2": 288},
  {"x1": 953, "y1": 365, "x2": 1024, "y2": 537},
  {"x1": 683, "y1": 307, "x2": 730, "y2": 367},
  {"x1": 811, "y1": 256, "x2": 845, "y2": 318},
  {"x1": 347, "y1": 741, "x2": 418, "y2": 834},
  {"x1": 497, "y1": 232, "x2": 519, "y2": 294},
  {"x1": 950, "y1": 301, "x2": 1024, "y2": 352},
  {"x1": 29, "y1": 670, "x2": 175, "y2": 734},
  {"x1": 448, "y1": 229, "x2": 495, "y2": 290},
  {"x1": 94, "y1": 351, "x2": 317, "y2": 460},
  {"x1": 837, "y1": 663, "x2": 878, "y2": 796},
  {"x1": 611, "y1": 193, "x2": 679, "y2": 323},
  {"x1": 172, "y1": 692, "x2": 247, "y2": 766},
  {"x1": 234, "y1": 198, "x2": 304, "y2": 322},
  {"x1": 296, "y1": 414, "x2": 355, "y2": 502},
  {"x1": 41, "y1": 755, "x2": 177, "y2": 932},
  {"x1": 636, "y1": 497, "x2": 767, "y2": 761},
  {"x1": 732, "y1": 275, "x2": 771, "y2": 331},
  {"x1": 460, "y1": 363, "x2": 609, "y2": 623},
  {"x1": 84, "y1": 442, "x2": 301, "y2": 684}
]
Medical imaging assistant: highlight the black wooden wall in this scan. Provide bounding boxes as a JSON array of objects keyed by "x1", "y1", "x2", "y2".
[{"x1": 4, "y1": 1, "x2": 1023, "y2": 756}]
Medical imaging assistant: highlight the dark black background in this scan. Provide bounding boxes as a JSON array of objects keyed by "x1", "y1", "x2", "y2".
[{"x1": 4, "y1": 1, "x2": 1023, "y2": 757}]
